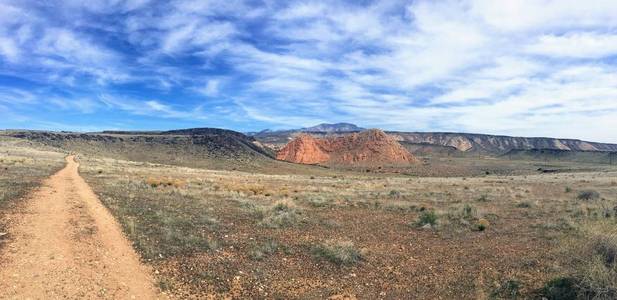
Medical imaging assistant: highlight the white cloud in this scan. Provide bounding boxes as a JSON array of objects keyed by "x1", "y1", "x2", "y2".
[
  {"x1": 100, "y1": 95, "x2": 208, "y2": 120},
  {"x1": 526, "y1": 32, "x2": 617, "y2": 58},
  {"x1": 0, "y1": 36, "x2": 19, "y2": 62},
  {"x1": 469, "y1": 0, "x2": 617, "y2": 32},
  {"x1": 197, "y1": 79, "x2": 221, "y2": 97},
  {"x1": 2, "y1": 0, "x2": 617, "y2": 142},
  {"x1": 38, "y1": 28, "x2": 117, "y2": 65}
]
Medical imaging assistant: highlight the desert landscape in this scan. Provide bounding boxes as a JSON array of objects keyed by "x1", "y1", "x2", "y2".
[
  {"x1": 1, "y1": 126, "x2": 616, "y2": 299},
  {"x1": 2, "y1": 1, "x2": 617, "y2": 299}
]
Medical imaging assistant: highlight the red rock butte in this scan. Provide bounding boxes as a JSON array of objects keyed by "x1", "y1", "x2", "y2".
[{"x1": 276, "y1": 129, "x2": 417, "y2": 166}]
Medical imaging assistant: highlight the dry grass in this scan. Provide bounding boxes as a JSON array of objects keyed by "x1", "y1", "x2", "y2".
[
  {"x1": 312, "y1": 239, "x2": 363, "y2": 266},
  {"x1": 545, "y1": 222, "x2": 617, "y2": 299},
  {"x1": 0, "y1": 136, "x2": 65, "y2": 242},
  {"x1": 75, "y1": 154, "x2": 617, "y2": 298}
]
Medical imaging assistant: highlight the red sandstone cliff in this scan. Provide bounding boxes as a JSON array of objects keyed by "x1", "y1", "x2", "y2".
[{"x1": 276, "y1": 129, "x2": 416, "y2": 166}]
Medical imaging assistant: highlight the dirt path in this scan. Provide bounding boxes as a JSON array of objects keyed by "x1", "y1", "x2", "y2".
[{"x1": 0, "y1": 156, "x2": 161, "y2": 299}]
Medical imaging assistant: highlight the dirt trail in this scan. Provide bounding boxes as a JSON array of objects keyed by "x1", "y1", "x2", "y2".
[{"x1": 0, "y1": 156, "x2": 161, "y2": 299}]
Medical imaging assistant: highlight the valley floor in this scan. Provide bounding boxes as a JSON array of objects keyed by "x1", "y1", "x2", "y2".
[
  {"x1": 77, "y1": 155, "x2": 617, "y2": 299},
  {"x1": 1, "y1": 135, "x2": 616, "y2": 299}
]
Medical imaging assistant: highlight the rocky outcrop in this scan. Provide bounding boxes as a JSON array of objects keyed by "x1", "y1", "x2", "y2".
[
  {"x1": 276, "y1": 134, "x2": 330, "y2": 164},
  {"x1": 255, "y1": 124, "x2": 617, "y2": 155},
  {"x1": 276, "y1": 129, "x2": 416, "y2": 166}
]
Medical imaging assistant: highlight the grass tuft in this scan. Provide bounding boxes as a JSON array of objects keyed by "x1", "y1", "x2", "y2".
[
  {"x1": 416, "y1": 210, "x2": 438, "y2": 227},
  {"x1": 249, "y1": 240, "x2": 280, "y2": 260},
  {"x1": 259, "y1": 199, "x2": 302, "y2": 229},
  {"x1": 577, "y1": 190, "x2": 600, "y2": 201},
  {"x1": 312, "y1": 240, "x2": 363, "y2": 266}
]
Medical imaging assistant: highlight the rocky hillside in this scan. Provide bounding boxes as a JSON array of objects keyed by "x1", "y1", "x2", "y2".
[
  {"x1": 389, "y1": 132, "x2": 617, "y2": 154},
  {"x1": 503, "y1": 149, "x2": 617, "y2": 164},
  {"x1": 4, "y1": 129, "x2": 277, "y2": 171},
  {"x1": 253, "y1": 123, "x2": 617, "y2": 155},
  {"x1": 276, "y1": 129, "x2": 416, "y2": 166}
]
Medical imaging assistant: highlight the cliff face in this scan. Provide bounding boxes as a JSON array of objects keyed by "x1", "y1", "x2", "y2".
[
  {"x1": 388, "y1": 132, "x2": 617, "y2": 154},
  {"x1": 253, "y1": 123, "x2": 617, "y2": 155},
  {"x1": 276, "y1": 129, "x2": 416, "y2": 166},
  {"x1": 275, "y1": 134, "x2": 330, "y2": 164}
]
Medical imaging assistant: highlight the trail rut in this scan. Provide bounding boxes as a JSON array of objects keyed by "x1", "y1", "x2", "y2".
[{"x1": 0, "y1": 156, "x2": 160, "y2": 299}]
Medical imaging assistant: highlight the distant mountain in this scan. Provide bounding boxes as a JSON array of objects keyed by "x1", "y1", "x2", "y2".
[
  {"x1": 301, "y1": 123, "x2": 365, "y2": 133},
  {"x1": 253, "y1": 127, "x2": 617, "y2": 155},
  {"x1": 247, "y1": 123, "x2": 364, "y2": 137}
]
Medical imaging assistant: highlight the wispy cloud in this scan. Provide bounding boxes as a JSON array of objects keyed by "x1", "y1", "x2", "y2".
[
  {"x1": 1, "y1": 0, "x2": 617, "y2": 142},
  {"x1": 99, "y1": 94, "x2": 209, "y2": 120}
]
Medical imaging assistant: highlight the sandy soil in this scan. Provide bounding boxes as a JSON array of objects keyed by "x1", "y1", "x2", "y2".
[{"x1": 0, "y1": 156, "x2": 161, "y2": 299}]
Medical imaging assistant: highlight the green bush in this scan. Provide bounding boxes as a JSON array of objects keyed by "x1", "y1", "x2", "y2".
[
  {"x1": 539, "y1": 277, "x2": 578, "y2": 300},
  {"x1": 416, "y1": 210, "x2": 438, "y2": 227}
]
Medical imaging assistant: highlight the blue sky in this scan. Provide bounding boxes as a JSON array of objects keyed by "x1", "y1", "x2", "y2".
[{"x1": 1, "y1": 0, "x2": 617, "y2": 142}]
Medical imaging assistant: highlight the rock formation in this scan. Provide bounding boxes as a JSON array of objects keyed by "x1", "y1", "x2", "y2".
[
  {"x1": 275, "y1": 134, "x2": 330, "y2": 164},
  {"x1": 276, "y1": 129, "x2": 416, "y2": 166}
]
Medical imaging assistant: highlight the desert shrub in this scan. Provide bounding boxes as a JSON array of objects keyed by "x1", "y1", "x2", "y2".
[
  {"x1": 306, "y1": 196, "x2": 331, "y2": 208},
  {"x1": 249, "y1": 240, "x2": 279, "y2": 260},
  {"x1": 590, "y1": 235, "x2": 617, "y2": 266},
  {"x1": 416, "y1": 210, "x2": 438, "y2": 227},
  {"x1": 577, "y1": 190, "x2": 600, "y2": 201},
  {"x1": 389, "y1": 190, "x2": 402, "y2": 198},
  {"x1": 146, "y1": 177, "x2": 160, "y2": 187},
  {"x1": 145, "y1": 177, "x2": 186, "y2": 188},
  {"x1": 516, "y1": 201, "x2": 532, "y2": 208},
  {"x1": 383, "y1": 202, "x2": 419, "y2": 212},
  {"x1": 247, "y1": 185, "x2": 266, "y2": 195},
  {"x1": 461, "y1": 204, "x2": 477, "y2": 219},
  {"x1": 539, "y1": 277, "x2": 578, "y2": 300},
  {"x1": 533, "y1": 218, "x2": 577, "y2": 232},
  {"x1": 260, "y1": 199, "x2": 302, "y2": 228},
  {"x1": 312, "y1": 240, "x2": 363, "y2": 266},
  {"x1": 477, "y1": 218, "x2": 489, "y2": 231},
  {"x1": 565, "y1": 187, "x2": 573, "y2": 193},
  {"x1": 476, "y1": 194, "x2": 489, "y2": 202},
  {"x1": 491, "y1": 279, "x2": 520, "y2": 299},
  {"x1": 443, "y1": 204, "x2": 477, "y2": 229},
  {"x1": 551, "y1": 225, "x2": 617, "y2": 299},
  {"x1": 157, "y1": 278, "x2": 174, "y2": 292}
]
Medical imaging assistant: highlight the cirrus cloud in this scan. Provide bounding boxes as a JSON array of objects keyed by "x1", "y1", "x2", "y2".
[{"x1": 0, "y1": 0, "x2": 616, "y2": 143}]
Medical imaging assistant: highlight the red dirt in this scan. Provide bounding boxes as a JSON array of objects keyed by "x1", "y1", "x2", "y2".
[
  {"x1": 0, "y1": 156, "x2": 162, "y2": 299},
  {"x1": 277, "y1": 129, "x2": 417, "y2": 166}
]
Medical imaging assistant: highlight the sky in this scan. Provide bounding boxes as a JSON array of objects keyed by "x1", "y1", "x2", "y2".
[{"x1": 1, "y1": 0, "x2": 617, "y2": 143}]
